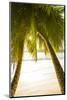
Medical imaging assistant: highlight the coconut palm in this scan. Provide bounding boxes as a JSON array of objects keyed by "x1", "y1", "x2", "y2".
[{"x1": 10, "y1": 3, "x2": 64, "y2": 96}]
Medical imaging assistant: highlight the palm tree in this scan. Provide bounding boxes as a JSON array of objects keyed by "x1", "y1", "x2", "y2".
[{"x1": 10, "y1": 3, "x2": 64, "y2": 96}]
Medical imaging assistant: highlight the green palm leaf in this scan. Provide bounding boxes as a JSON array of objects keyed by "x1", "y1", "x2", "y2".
[
  {"x1": 10, "y1": 3, "x2": 64, "y2": 96},
  {"x1": 35, "y1": 5, "x2": 64, "y2": 51}
]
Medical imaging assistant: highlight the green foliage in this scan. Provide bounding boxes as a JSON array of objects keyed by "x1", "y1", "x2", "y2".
[
  {"x1": 11, "y1": 3, "x2": 64, "y2": 63},
  {"x1": 25, "y1": 18, "x2": 37, "y2": 61},
  {"x1": 35, "y1": 5, "x2": 64, "y2": 51}
]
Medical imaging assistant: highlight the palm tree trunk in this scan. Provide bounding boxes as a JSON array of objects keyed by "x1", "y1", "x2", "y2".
[
  {"x1": 45, "y1": 38, "x2": 64, "y2": 94},
  {"x1": 38, "y1": 32, "x2": 64, "y2": 94},
  {"x1": 11, "y1": 45, "x2": 24, "y2": 97},
  {"x1": 11, "y1": 58, "x2": 22, "y2": 96}
]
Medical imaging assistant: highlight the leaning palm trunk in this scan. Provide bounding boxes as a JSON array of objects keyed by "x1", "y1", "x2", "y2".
[
  {"x1": 45, "y1": 37, "x2": 64, "y2": 94},
  {"x1": 38, "y1": 32, "x2": 64, "y2": 94},
  {"x1": 11, "y1": 43, "x2": 24, "y2": 96}
]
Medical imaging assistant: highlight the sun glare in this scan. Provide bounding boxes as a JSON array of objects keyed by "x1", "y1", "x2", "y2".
[
  {"x1": 29, "y1": 36, "x2": 32, "y2": 41},
  {"x1": 11, "y1": 51, "x2": 64, "y2": 96}
]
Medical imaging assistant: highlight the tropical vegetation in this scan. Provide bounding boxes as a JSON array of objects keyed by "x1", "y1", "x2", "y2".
[{"x1": 10, "y1": 3, "x2": 64, "y2": 96}]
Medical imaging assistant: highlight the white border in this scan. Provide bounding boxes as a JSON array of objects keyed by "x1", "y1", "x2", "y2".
[{"x1": 0, "y1": 0, "x2": 67, "y2": 100}]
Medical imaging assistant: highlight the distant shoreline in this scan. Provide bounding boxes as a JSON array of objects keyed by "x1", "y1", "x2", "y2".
[{"x1": 24, "y1": 50, "x2": 64, "y2": 53}]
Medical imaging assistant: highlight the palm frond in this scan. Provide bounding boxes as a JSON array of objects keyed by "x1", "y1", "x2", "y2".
[
  {"x1": 11, "y1": 3, "x2": 33, "y2": 62},
  {"x1": 25, "y1": 18, "x2": 37, "y2": 61},
  {"x1": 35, "y1": 5, "x2": 64, "y2": 51},
  {"x1": 11, "y1": 3, "x2": 64, "y2": 63}
]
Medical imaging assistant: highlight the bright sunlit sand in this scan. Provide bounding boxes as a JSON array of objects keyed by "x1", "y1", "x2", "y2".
[{"x1": 11, "y1": 52, "x2": 64, "y2": 96}]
